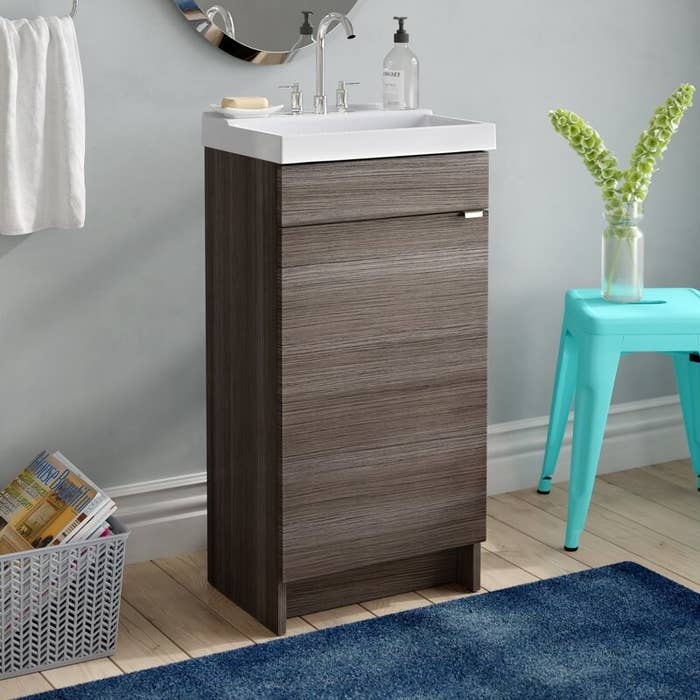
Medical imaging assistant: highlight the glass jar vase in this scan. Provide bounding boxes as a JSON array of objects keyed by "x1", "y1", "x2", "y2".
[{"x1": 602, "y1": 201, "x2": 644, "y2": 302}]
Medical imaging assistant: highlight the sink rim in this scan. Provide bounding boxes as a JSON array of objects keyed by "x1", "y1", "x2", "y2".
[
  {"x1": 215, "y1": 108, "x2": 482, "y2": 137},
  {"x1": 202, "y1": 108, "x2": 497, "y2": 164}
]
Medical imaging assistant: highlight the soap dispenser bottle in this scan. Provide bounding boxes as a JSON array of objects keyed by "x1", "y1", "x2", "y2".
[
  {"x1": 288, "y1": 10, "x2": 315, "y2": 60},
  {"x1": 383, "y1": 16, "x2": 419, "y2": 110}
]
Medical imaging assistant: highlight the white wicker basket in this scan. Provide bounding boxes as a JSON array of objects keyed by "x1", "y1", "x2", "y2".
[{"x1": 0, "y1": 518, "x2": 129, "y2": 680}]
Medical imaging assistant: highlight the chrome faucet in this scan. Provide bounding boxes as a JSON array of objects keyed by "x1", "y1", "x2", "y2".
[{"x1": 314, "y1": 13, "x2": 356, "y2": 115}]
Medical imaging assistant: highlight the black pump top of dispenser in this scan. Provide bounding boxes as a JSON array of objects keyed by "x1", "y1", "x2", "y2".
[
  {"x1": 300, "y1": 11, "x2": 314, "y2": 36},
  {"x1": 393, "y1": 16, "x2": 409, "y2": 43}
]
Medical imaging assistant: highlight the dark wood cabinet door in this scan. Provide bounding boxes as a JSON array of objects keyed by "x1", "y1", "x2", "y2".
[{"x1": 281, "y1": 212, "x2": 487, "y2": 581}]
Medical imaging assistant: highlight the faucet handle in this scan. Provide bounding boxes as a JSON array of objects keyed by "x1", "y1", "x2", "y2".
[
  {"x1": 336, "y1": 81, "x2": 360, "y2": 113},
  {"x1": 279, "y1": 82, "x2": 303, "y2": 115}
]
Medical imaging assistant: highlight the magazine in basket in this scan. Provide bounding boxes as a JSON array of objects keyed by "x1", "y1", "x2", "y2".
[{"x1": 0, "y1": 451, "x2": 116, "y2": 555}]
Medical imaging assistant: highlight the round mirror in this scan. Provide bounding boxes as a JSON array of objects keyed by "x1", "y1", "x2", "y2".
[{"x1": 174, "y1": 1, "x2": 360, "y2": 65}]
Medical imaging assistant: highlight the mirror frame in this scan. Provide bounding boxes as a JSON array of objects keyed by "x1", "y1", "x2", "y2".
[{"x1": 173, "y1": 0, "x2": 362, "y2": 65}]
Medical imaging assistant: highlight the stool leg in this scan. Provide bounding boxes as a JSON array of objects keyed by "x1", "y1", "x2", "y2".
[
  {"x1": 673, "y1": 353, "x2": 700, "y2": 490},
  {"x1": 565, "y1": 335, "x2": 620, "y2": 551},
  {"x1": 538, "y1": 328, "x2": 578, "y2": 494}
]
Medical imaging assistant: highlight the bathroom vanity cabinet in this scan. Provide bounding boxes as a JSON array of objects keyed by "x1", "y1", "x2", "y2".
[{"x1": 205, "y1": 148, "x2": 489, "y2": 634}]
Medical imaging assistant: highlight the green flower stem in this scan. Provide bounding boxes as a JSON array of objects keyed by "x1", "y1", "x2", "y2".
[
  {"x1": 549, "y1": 83, "x2": 695, "y2": 214},
  {"x1": 626, "y1": 237, "x2": 640, "y2": 293},
  {"x1": 604, "y1": 235, "x2": 625, "y2": 298},
  {"x1": 625, "y1": 83, "x2": 696, "y2": 202},
  {"x1": 549, "y1": 108, "x2": 622, "y2": 213}
]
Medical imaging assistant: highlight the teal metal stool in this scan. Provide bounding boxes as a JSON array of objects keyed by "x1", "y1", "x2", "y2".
[{"x1": 538, "y1": 288, "x2": 700, "y2": 551}]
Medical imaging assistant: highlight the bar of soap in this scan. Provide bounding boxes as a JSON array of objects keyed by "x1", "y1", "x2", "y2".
[{"x1": 221, "y1": 96, "x2": 269, "y2": 110}]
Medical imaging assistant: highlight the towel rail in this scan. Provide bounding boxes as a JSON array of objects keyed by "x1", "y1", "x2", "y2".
[{"x1": 70, "y1": 0, "x2": 78, "y2": 17}]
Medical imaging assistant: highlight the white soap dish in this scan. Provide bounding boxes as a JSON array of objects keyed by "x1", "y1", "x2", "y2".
[{"x1": 210, "y1": 104, "x2": 285, "y2": 119}]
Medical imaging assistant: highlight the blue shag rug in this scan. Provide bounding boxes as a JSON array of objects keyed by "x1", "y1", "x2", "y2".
[{"x1": 28, "y1": 562, "x2": 700, "y2": 699}]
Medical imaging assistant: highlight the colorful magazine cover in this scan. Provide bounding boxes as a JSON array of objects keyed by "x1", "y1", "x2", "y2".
[{"x1": 0, "y1": 451, "x2": 106, "y2": 554}]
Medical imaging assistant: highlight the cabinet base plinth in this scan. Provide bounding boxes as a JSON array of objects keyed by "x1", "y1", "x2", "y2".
[
  {"x1": 457, "y1": 540, "x2": 481, "y2": 591},
  {"x1": 210, "y1": 544, "x2": 482, "y2": 635},
  {"x1": 286, "y1": 544, "x2": 481, "y2": 619}
]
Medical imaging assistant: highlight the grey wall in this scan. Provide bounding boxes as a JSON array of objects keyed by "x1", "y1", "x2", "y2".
[{"x1": 1, "y1": 0, "x2": 699, "y2": 489}]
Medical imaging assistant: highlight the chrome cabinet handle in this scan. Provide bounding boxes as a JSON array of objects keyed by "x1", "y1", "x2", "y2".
[{"x1": 463, "y1": 210, "x2": 487, "y2": 219}]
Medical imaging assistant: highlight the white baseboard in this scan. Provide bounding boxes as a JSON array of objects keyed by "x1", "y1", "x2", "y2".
[
  {"x1": 487, "y1": 394, "x2": 688, "y2": 495},
  {"x1": 111, "y1": 394, "x2": 689, "y2": 563},
  {"x1": 110, "y1": 472, "x2": 206, "y2": 563}
]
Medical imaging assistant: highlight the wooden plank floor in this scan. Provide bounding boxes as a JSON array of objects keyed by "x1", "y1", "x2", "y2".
[{"x1": 4, "y1": 458, "x2": 700, "y2": 699}]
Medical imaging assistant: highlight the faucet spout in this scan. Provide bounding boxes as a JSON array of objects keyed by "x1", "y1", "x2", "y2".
[{"x1": 315, "y1": 13, "x2": 356, "y2": 115}]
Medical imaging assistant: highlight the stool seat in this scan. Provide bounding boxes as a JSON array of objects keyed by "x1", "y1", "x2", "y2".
[
  {"x1": 568, "y1": 288, "x2": 700, "y2": 336},
  {"x1": 539, "y1": 288, "x2": 700, "y2": 551}
]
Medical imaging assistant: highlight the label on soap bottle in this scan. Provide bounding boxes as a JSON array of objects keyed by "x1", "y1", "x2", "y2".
[{"x1": 383, "y1": 68, "x2": 405, "y2": 108}]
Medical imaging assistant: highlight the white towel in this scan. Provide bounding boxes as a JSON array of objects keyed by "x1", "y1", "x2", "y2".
[{"x1": 0, "y1": 16, "x2": 85, "y2": 235}]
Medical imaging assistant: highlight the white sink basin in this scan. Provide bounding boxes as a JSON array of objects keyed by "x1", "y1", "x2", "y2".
[{"x1": 202, "y1": 109, "x2": 496, "y2": 164}]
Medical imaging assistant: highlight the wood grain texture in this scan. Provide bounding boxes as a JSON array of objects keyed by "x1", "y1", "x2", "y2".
[
  {"x1": 40, "y1": 659, "x2": 122, "y2": 689},
  {"x1": 283, "y1": 438, "x2": 485, "y2": 580},
  {"x1": 205, "y1": 151, "x2": 488, "y2": 631},
  {"x1": 0, "y1": 674, "x2": 52, "y2": 700},
  {"x1": 417, "y1": 584, "x2": 485, "y2": 604},
  {"x1": 602, "y1": 467, "x2": 700, "y2": 521},
  {"x1": 520, "y1": 485, "x2": 700, "y2": 586},
  {"x1": 587, "y1": 478, "x2": 700, "y2": 551},
  {"x1": 457, "y1": 542, "x2": 481, "y2": 591},
  {"x1": 361, "y1": 592, "x2": 431, "y2": 616},
  {"x1": 110, "y1": 601, "x2": 189, "y2": 674},
  {"x1": 287, "y1": 548, "x2": 471, "y2": 617},
  {"x1": 282, "y1": 213, "x2": 487, "y2": 353},
  {"x1": 280, "y1": 152, "x2": 489, "y2": 227},
  {"x1": 154, "y1": 551, "x2": 315, "y2": 643},
  {"x1": 479, "y1": 550, "x2": 539, "y2": 590},
  {"x1": 122, "y1": 561, "x2": 252, "y2": 657},
  {"x1": 301, "y1": 605, "x2": 374, "y2": 630},
  {"x1": 644, "y1": 459, "x2": 696, "y2": 491},
  {"x1": 491, "y1": 492, "x2": 700, "y2": 591},
  {"x1": 484, "y1": 516, "x2": 587, "y2": 579},
  {"x1": 282, "y1": 214, "x2": 487, "y2": 580},
  {"x1": 205, "y1": 148, "x2": 285, "y2": 633}
]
